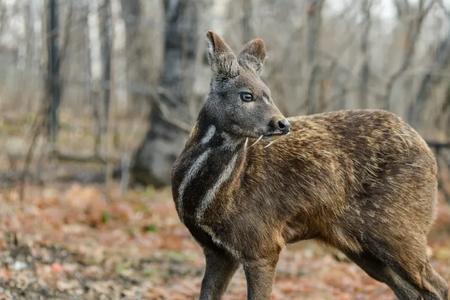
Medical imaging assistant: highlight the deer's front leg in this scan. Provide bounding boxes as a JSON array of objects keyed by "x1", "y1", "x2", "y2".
[
  {"x1": 199, "y1": 247, "x2": 239, "y2": 300},
  {"x1": 243, "y1": 255, "x2": 279, "y2": 300}
]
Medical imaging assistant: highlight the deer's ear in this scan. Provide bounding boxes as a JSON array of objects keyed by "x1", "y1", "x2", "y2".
[
  {"x1": 238, "y1": 38, "x2": 266, "y2": 75},
  {"x1": 206, "y1": 31, "x2": 239, "y2": 78}
]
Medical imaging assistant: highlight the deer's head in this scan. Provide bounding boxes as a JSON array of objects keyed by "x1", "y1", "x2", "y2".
[{"x1": 202, "y1": 31, "x2": 290, "y2": 139}]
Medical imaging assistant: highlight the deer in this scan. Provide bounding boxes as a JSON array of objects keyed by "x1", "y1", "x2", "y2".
[{"x1": 171, "y1": 31, "x2": 449, "y2": 300}]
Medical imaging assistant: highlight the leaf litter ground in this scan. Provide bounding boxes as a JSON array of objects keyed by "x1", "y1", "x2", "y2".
[{"x1": 0, "y1": 183, "x2": 449, "y2": 299}]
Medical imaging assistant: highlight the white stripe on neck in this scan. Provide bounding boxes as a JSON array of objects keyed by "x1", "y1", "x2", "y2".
[
  {"x1": 196, "y1": 152, "x2": 239, "y2": 221},
  {"x1": 201, "y1": 125, "x2": 216, "y2": 144},
  {"x1": 195, "y1": 145, "x2": 242, "y2": 258},
  {"x1": 176, "y1": 125, "x2": 216, "y2": 222},
  {"x1": 177, "y1": 149, "x2": 211, "y2": 222},
  {"x1": 177, "y1": 125, "x2": 245, "y2": 256}
]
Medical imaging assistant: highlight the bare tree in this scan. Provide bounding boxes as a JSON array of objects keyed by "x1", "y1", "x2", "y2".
[
  {"x1": 45, "y1": 0, "x2": 61, "y2": 148},
  {"x1": 358, "y1": 0, "x2": 373, "y2": 108},
  {"x1": 241, "y1": 0, "x2": 255, "y2": 42},
  {"x1": 410, "y1": 2, "x2": 450, "y2": 126},
  {"x1": 131, "y1": 0, "x2": 199, "y2": 186},
  {"x1": 383, "y1": 0, "x2": 434, "y2": 110},
  {"x1": 43, "y1": 0, "x2": 74, "y2": 151},
  {"x1": 0, "y1": 2, "x2": 7, "y2": 34},
  {"x1": 24, "y1": 2, "x2": 35, "y2": 69},
  {"x1": 120, "y1": 0, "x2": 150, "y2": 112},
  {"x1": 96, "y1": 0, "x2": 113, "y2": 156},
  {"x1": 304, "y1": 0, "x2": 325, "y2": 114}
]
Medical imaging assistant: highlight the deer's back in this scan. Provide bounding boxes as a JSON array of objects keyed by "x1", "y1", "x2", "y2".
[{"x1": 242, "y1": 109, "x2": 437, "y2": 245}]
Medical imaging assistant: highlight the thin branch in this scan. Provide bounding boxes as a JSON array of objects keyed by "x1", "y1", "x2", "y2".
[
  {"x1": 383, "y1": 0, "x2": 436, "y2": 110},
  {"x1": 51, "y1": 149, "x2": 117, "y2": 164},
  {"x1": 18, "y1": 110, "x2": 46, "y2": 201},
  {"x1": 151, "y1": 90, "x2": 192, "y2": 133},
  {"x1": 437, "y1": 0, "x2": 450, "y2": 16}
]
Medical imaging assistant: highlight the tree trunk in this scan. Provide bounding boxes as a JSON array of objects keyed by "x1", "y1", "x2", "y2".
[
  {"x1": 358, "y1": 0, "x2": 372, "y2": 108},
  {"x1": 409, "y1": 12, "x2": 450, "y2": 126},
  {"x1": 383, "y1": 0, "x2": 431, "y2": 110},
  {"x1": 304, "y1": 0, "x2": 324, "y2": 114},
  {"x1": 45, "y1": 0, "x2": 61, "y2": 148},
  {"x1": 241, "y1": 0, "x2": 254, "y2": 42},
  {"x1": 24, "y1": 2, "x2": 35, "y2": 69},
  {"x1": 120, "y1": 0, "x2": 150, "y2": 112},
  {"x1": 131, "y1": 0, "x2": 199, "y2": 186},
  {"x1": 97, "y1": 0, "x2": 113, "y2": 156}
]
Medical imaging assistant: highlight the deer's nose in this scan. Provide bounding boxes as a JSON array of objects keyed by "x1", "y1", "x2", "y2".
[{"x1": 271, "y1": 117, "x2": 291, "y2": 134}]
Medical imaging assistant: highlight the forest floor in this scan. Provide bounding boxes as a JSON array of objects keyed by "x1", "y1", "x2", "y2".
[{"x1": 0, "y1": 183, "x2": 449, "y2": 300}]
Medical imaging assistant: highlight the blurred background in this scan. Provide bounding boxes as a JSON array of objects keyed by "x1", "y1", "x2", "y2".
[{"x1": 0, "y1": 0, "x2": 449, "y2": 299}]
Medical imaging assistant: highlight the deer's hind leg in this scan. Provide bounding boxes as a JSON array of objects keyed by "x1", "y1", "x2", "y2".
[
  {"x1": 418, "y1": 262, "x2": 449, "y2": 300},
  {"x1": 345, "y1": 249, "x2": 422, "y2": 299},
  {"x1": 346, "y1": 237, "x2": 448, "y2": 300},
  {"x1": 379, "y1": 238, "x2": 448, "y2": 300}
]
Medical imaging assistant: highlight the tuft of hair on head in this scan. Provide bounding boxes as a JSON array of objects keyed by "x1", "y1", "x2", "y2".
[
  {"x1": 206, "y1": 31, "x2": 239, "y2": 79},
  {"x1": 238, "y1": 38, "x2": 266, "y2": 75}
]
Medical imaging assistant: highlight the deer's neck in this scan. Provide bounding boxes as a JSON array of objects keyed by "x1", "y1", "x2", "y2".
[{"x1": 174, "y1": 116, "x2": 248, "y2": 223}]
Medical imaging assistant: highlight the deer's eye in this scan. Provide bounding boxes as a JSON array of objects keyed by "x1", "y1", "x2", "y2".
[{"x1": 239, "y1": 92, "x2": 254, "y2": 102}]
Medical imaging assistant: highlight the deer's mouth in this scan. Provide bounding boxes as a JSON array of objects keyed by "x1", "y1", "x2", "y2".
[
  {"x1": 231, "y1": 127, "x2": 290, "y2": 139},
  {"x1": 263, "y1": 130, "x2": 288, "y2": 137},
  {"x1": 263, "y1": 126, "x2": 291, "y2": 137}
]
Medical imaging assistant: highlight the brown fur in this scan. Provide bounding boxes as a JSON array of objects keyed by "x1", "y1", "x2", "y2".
[{"x1": 171, "y1": 32, "x2": 448, "y2": 300}]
